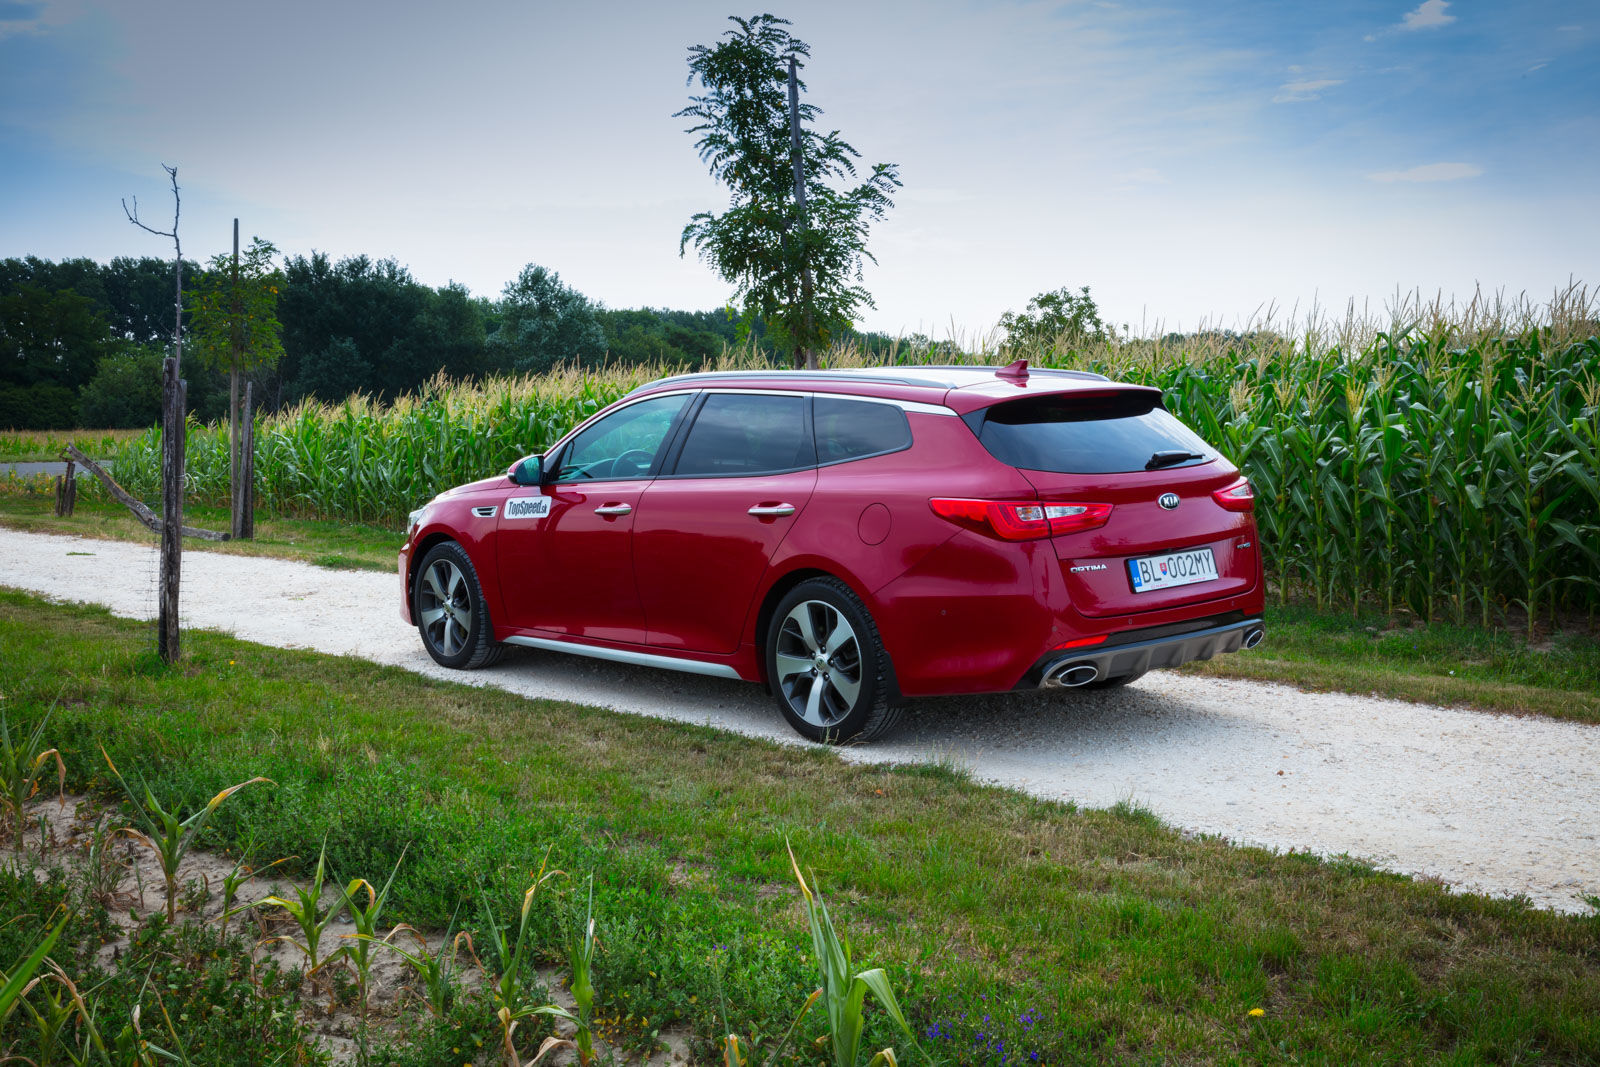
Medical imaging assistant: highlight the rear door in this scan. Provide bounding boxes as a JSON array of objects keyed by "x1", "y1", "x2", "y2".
[
  {"x1": 965, "y1": 390, "x2": 1259, "y2": 617},
  {"x1": 634, "y1": 392, "x2": 817, "y2": 653}
]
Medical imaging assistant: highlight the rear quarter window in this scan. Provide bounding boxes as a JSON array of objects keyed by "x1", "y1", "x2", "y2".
[
  {"x1": 964, "y1": 392, "x2": 1213, "y2": 474},
  {"x1": 814, "y1": 397, "x2": 912, "y2": 465}
]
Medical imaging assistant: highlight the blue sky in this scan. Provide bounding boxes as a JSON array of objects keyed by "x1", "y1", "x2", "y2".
[{"x1": 1, "y1": 0, "x2": 1595, "y2": 339}]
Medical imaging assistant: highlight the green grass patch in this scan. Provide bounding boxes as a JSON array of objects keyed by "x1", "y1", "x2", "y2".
[
  {"x1": 1185, "y1": 603, "x2": 1600, "y2": 724},
  {"x1": 2, "y1": 589, "x2": 1597, "y2": 1064}
]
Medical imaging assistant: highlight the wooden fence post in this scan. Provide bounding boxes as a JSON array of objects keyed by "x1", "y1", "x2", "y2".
[
  {"x1": 239, "y1": 382, "x2": 255, "y2": 540},
  {"x1": 158, "y1": 357, "x2": 184, "y2": 664}
]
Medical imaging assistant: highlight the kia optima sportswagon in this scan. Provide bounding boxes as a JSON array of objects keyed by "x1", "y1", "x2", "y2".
[{"x1": 399, "y1": 362, "x2": 1265, "y2": 743}]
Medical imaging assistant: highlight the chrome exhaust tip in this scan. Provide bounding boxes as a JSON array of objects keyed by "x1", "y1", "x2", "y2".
[
  {"x1": 1044, "y1": 661, "x2": 1100, "y2": 688},
  {"x1": 1243, "y1": 627, "x2": 1264, "y2": 649}
]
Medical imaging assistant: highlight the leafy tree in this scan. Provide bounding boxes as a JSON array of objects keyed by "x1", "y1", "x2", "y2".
[
  {"x1": 276, "y1": 254, "x2": 485, "y2": 403},
  {"x1": 188, "y1": 236, "x2": 286, "y2": 494},
  {"x1": 0, "y1": 283, "x2": 110, "y2": 390},
  {"x1": 487, "y1": 264, "x2": 606, "y2": 375},
  {"x1": 78, "y1": 343, "x2": 167, "y2": 428},
  {"x1": 679, "y1": 13, "x2": 900, "y2": 368},
  {"x1": 998, "y1": 285, "x2": 1109, "y2": 353}
]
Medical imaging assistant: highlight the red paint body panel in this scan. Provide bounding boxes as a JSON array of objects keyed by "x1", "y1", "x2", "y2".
[{"x1": 635, "y1": 468, "x2": 818, "y2": 652}]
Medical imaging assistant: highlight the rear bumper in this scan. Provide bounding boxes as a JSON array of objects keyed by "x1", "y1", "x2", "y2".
[{"x1": 1019, "y1": 615, "x2": 1263, "y2": 689}]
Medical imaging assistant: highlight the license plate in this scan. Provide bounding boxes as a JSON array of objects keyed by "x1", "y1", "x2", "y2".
[{"x1": 1128, "y1": 547, "x2": 1219, "y2": 593}]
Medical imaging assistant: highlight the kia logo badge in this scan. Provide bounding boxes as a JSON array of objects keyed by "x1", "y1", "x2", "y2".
[{"x1": 1158, "y1": 493, "x2": 1181, "y2": 510}]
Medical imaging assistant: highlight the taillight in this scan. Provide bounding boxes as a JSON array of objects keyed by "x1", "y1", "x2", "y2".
[
  {"x1": 1212, "y1": 478, "x2": 1255, "y2": 512},
  {"x1": 929, "y1": 498, "x2": 1113, "y2": 540}
]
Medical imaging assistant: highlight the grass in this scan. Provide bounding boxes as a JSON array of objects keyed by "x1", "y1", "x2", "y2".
[
  {"x1": 0, "y1": 492, "x2": 401, "y2": 572},
  {"x1": 2, "y1": 588, "x2": 1598, "y2": 1064},
  {"x1": 1183, "y1": 603, "x2": 1600, "y2": 725}
]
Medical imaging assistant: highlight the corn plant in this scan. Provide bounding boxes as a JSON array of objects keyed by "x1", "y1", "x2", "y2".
[
  {"x1": 1, "y1": 705, "x2": 65, "y2": 856},
  {"x1": 787, "y1": 841, "x2": 919, "y2": 1067},
  {"x1": 100, "y1": 748, "x2": 270, "y2": 922},
  {"x1": 476, "y1": 850, "x2": 565, "y2": 1067},
  {"x1": 0, "y1": 911, "x2": 68, "y2": 1031},
  {"x1": 337, "y1": 844, "x2": 407, "y2": 1021},
  {"x1": 216, "y1": 842, "x2": 289, "y2": 934},
  {"x1": 526, "y1": 875, "x2": 601, "y2": 1066},
  {"x1": 252, "y1": 839, "x2": 351, "y2": 978},
  {"x1": 357, "y1": 908, "x2": 472, "y2": 1018}
]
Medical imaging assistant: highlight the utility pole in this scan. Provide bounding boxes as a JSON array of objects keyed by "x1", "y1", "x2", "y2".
[
  {"x1": 230, "y1": 218, "x2": 245, "y2": 539},
  {"x1": 788, "y1": 55, "x2": 817, "y2": 371}
]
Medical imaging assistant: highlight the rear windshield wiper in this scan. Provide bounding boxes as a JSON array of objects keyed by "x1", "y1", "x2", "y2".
[{"x1": 1145, "y1": 449, "x2": 1206, "y2": 470}]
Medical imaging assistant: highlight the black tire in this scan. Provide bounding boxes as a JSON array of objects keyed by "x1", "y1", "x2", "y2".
[
  {"x1": 766, "y1": 578, "x2": 901, "y2": 744},
  {"x1": 1084, "y1": 669, "x2": 1145, "y2": 690},
  {"x1": 414, "y1": 541, "x2": 505, "y2": 669}
]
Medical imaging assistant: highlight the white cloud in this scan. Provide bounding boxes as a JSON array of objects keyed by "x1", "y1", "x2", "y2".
[
  {"x1": 1400, "y1": 1, "x2": 1455, "y2": 31},
  {"x1": 1368, "y1": 162, "x2": 1483, "y2": 183},
  {"x1": 1273, "y1": 78, "x2": 1343, "y2": 103}
]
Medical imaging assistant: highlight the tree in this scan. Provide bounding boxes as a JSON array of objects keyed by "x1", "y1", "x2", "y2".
[
  {"x1": 679, "y1": 14, "x2": 900, "y2": 369},
  {"x1": 998, "y1": 286, "x2": 1109, "y2": 353},
  {"x1": 188, "y1": 234, "x2": 286, "y2": 527},
  {"x1": 487, "y1": 264, "x2": 606, "y2": 375}
]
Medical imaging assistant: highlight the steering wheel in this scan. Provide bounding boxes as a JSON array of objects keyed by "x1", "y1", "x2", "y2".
[{"x1": 613, "y1": 448, "x2": 655, "y2": 477}]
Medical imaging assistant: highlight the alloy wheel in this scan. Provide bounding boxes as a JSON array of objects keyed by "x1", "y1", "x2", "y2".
[
  {"x1": 419, "y1": 557, "x2": 473, "y2": 657},
  {"x1": 774, "y1": 599, "x2": 863, "y2": 728}
]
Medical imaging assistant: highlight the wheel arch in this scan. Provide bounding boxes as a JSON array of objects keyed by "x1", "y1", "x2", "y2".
[{"x1": 404, "y1": 530, "x2": 459, "y2": 623}]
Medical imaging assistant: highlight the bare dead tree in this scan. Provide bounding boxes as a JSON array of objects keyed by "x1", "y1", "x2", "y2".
[{"x1": 123, "y1": 164, "x2": 187, "y2": 664}]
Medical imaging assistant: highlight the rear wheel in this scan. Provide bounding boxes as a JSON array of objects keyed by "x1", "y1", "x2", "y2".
[
  {"x1": 767, "y1": 578, "x2": 900, "y2": 744},
  {"x1": 414, "y1": 542, "x2": 505, "y2": 669}
]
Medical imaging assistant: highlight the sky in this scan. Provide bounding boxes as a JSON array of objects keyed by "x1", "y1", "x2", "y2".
[{"x1": 1, "y1": 0, "x2": 1596, "y2": 341}]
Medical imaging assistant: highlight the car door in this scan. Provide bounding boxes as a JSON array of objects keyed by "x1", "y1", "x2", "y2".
[
  {"x1": 634, "y1": 392, "x2": 817, "y2": 653},
  {"x1": 495, "y1": 392, "x2": 691, "y2": 642}
]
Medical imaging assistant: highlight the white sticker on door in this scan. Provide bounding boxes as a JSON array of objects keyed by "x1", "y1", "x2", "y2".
[{"x1": 504, "y1": 496, "x2": 551, "y2": 520}]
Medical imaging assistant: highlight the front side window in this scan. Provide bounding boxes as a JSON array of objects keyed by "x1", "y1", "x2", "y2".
[
  {"x1": 554, "y1": 394, "x2": 689, "y2": 482},
  {"x1": 672, "y1": 393, "x2": 813, "y2": 477}
]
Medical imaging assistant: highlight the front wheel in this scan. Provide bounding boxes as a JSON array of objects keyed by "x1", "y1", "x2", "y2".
[
  {"x1": 766, "y1": 578, "x2": 900, "y2": 744},
  {"x1": 414, "y1": 542, "x2": 505, "y2": 669}
]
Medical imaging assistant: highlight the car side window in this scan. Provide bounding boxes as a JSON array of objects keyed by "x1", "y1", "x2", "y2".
[
  {"x1": 814, "y1": 397, "x2": 912, "y2": 465},
  {"x1": 672, "y1": 393, "x2": 814, "y2": 477},
  {"x1": 553, "y1": 394, "x2": 689, "y2": 482}
]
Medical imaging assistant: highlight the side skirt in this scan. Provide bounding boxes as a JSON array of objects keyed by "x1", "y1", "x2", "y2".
[{"x1": 503, "y1": 635, "x2": 743, "y2": 680}]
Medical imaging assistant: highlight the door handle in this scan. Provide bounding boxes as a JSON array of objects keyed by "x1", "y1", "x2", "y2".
[
  {"x1": 594, "y1": 503, "x2": 632, "y2": 516},
  {"x1": 747, "y1": 503, "x2": 796, "y2": 517}
]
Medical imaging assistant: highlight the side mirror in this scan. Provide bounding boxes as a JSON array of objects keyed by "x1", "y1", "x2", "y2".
[{"x1": 508, "y1": 455, "x2": 543, "y2": 486}]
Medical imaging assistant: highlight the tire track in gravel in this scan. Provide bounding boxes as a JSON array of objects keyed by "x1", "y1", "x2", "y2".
[{"x1": 3, "y1": 528, "x2": 1596, "y2": 913}]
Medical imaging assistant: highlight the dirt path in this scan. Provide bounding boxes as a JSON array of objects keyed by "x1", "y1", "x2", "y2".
[{"x1": 3, "y1": 528, "x2": 1596, "y2": 913}]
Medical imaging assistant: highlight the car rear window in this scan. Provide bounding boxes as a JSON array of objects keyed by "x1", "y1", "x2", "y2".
[
  {"x1": 963, "y1": 391, "x2": 1213, "y2": 474},
  {"x1": 672, "y1": 393, "x2": 814, "y2": 476},
  {"x1": 814, "y1": 397, "x2": 912, "y2": 465}
]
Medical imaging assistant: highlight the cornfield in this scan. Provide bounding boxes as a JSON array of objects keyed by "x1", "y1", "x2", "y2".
[{"x1": 108, "y1": 288, "x2": 1600, "y2": 632}]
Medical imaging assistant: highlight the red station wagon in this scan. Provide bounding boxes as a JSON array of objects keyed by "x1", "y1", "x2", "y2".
[{"x1": 399, "y1": 362, "x2": 1265, "y2": 742}]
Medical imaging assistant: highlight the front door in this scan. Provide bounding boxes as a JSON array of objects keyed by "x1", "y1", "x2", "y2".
[{"x1": 496, "y1": 393, "x2": 691, "y2": 643}]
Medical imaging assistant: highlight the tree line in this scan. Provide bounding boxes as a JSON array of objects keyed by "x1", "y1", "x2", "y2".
[{"x1": 0, "y1": 252, "x2": 905, "y2": 430}]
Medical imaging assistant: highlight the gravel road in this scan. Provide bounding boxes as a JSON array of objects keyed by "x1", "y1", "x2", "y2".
[{"x1": 3, "y1": 527, "x2": 1596, "y2": 913}]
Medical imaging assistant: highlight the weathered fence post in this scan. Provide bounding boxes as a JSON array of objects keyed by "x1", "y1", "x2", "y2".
[
  {"x1": 237, "y1": 381, "x2": 255, "y2": 540},
  {"x1": 54, "y1": 459, "x2": 76, "y2": 516},
  {"x1": 158, "y1": 357, "x2": 185, "y2": 664}
]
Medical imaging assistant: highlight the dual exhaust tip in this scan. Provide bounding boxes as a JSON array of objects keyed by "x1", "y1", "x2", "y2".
[{"x1": 1042, "y1": 626, "x2": 1264, "y2": 689}]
